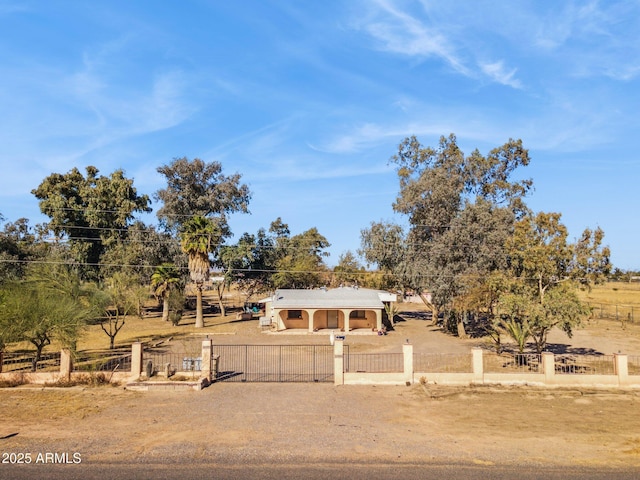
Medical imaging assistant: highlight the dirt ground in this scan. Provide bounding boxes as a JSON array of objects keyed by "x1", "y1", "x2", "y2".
[{"x1": 2, "y1": 313, "x2": 640, "y2": 472}]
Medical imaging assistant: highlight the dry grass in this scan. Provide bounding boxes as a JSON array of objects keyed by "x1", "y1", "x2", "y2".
[{"x1": 578, "y1": 281, "x2": 640, "y2": 307}]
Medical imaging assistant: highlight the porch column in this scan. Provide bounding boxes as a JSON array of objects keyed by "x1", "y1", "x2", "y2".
[
  {"x1": 375, "y1": 309, "x2": 382, "y2": 331},
  {"x1": 307, "y1": 309, "x2": 317, "y2": 333},
  {"x1": 343, "y1": 309, "x2": 350, "y2": 332}
]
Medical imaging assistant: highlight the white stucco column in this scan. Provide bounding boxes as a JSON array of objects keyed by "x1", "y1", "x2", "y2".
[
  {"x1": 60, "y1": 348, "x2": 72, "y2": 381},
  {"x1": 403, "y1": 342, "x2": 413, "y2": 385},
  {"x1": 307, "y1": 309, "x2": 317, "y2": 332},
  {"x1": 201, "y1": 339, "x2": 213, "y2": 381},
  {"x1": 615, "y1": 353, "x2": 629, "y2": 386},
  {"x1": 334, "y1": 338, "x2": 344, "y2": 385},
  {"x1": 131, "y1": 342, "x2": 143, "y2": 377},
  {"x1": 472, "y1": 348, "x2": 483, "y2": 384},
  {"x1": 376, "y1": 310, "x2": 382, "y2": 331},
  {"x1": 542, "y1": 352, "x2": 555, "y2": 385},
  {"x1": 343, "y1": 310, "x2": 350, "y2": 332}
]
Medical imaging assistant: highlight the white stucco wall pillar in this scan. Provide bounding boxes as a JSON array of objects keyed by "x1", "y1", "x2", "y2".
[
  {"x1": 131, "y1": 342, "x2": 143, "y2": 377},
  {"x1": 60, "y1": 348, "x2": 72, "y2": 381},
  {"x1": 403, "y1": 342, "x2": 413, "y2": 385},
  {"x1": 542, "y1": 352, "x2": 555, "y2": 385},
  {"x1": 201, "y1": 339, "x2": 213, "y2": 381},
  {"x1": 615, "y1": 353, "x2": 629, "y2": 386},
  {"x1": 334, "y1": 338, "x2": 344, "y2": 385},
  {"x1": 472, "y1": 348, "x2": 483, "y2": 384}
]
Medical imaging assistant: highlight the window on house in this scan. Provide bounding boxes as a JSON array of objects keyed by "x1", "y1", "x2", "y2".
[
  {"x1": 350, "y1": 310, "x2": 366, "y2": 319},
  {"x1": 288, "y1": 310, "x2": 303, "y2": 319}
]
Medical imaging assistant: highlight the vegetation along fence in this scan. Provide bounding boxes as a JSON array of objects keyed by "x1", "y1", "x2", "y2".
[
  {"x1": 589, "y1": 303, "x2": 638, "y2": 324},
  {"x1": 0, "y1": 352, "x2": 61, "y2": 373}
]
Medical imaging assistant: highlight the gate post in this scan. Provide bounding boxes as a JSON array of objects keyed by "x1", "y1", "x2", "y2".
[
  {"x1": 403, "y1": 342, "x2": 413, "y2": 385},
  {"x1": 201, "y1": 339, "x2": 213, "y2": 382},
  {"x1": 472, "y1": 348, "x2": 483, "y2": 384},
  {"x1": 131, "y1": 342, "x2": 143, "y2": 378},
  {"x1": 334, "y1": 339, "x2": 344, "y2": 386},
  {"x1": 60, "y1": 348, "x2": 72, "y2": 382},
  {"x1": 615, "y1": 353, "x2": 629, "y2": 386}
]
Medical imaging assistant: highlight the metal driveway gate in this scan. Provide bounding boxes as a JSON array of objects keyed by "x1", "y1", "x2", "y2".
[{"x1": 212, "y1": 345, "x2": 334, "y2": 383}]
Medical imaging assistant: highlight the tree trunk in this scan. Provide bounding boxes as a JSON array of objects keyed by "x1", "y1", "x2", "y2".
[
  {"x1": 195, "y1": 283, "x2": 204, "y2": 328},
  {"x1": 457, "y1": 311, "x2": 468, "y2": 339},
  {"x1": 216, "y1": 283, "x2": 226, "y2": 317},
  {"x1": 162, "y1": 296, "x2": 170, "y2": 322}
]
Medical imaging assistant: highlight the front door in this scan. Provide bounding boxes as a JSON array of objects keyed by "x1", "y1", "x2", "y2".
[{"x1": 327, "y1": 310, "x2": 339, "y2": 329}]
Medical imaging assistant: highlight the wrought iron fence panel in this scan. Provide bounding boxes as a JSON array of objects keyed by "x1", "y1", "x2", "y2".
[
  {"x1": 213, "y1": 344, "x2": 334, "y2": 382},
  {"x1": 414, "y1": 353, "x2": 473, "y2": 373},
  {"x1": 554, "y1": 354, "x2": 616, "y2": 375},
  {"x1": 73, "y1": 351, "x2": 132, "y2": 372},
  {"x1": 344, "y1": 352, "x2": 404, "y2": 373},
  {"x1": 0, "y1": 352, "x2": 61, "y2": 372},
  {"x1": 629, "y1": 356, "x2": 640, "y2": 376},
  {"x1": 483, "y1": 353, "x2": 542, "y2": 373}
]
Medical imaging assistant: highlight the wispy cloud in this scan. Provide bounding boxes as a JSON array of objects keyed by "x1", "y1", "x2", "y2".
[
  {"x1": 479, "y1": 60, "x2": 522, "y2": 89},
  {"x1": 353, "y1": 0, "x2": 470, "y2": 75}
]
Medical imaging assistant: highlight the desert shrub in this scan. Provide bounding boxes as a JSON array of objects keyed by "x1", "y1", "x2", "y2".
[{"x1": 0, "y1": 373, "x2": 28, "y2": 388}]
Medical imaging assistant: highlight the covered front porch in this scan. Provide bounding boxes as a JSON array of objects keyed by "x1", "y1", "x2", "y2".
[{"x1": 274, "y1": 307, "x2": 382, "y2": 333}]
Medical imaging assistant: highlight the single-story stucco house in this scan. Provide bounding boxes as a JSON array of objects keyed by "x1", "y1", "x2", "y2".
[{"x1": 260, "y1": 286, "x2": 397, "y2": 333}]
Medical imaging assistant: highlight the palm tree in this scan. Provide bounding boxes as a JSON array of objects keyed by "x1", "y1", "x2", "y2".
[
  {"x1": 151, "y1": 263, "x2": 182, "y2": 322},
  {"x1": 180, "y1": 216, "x2": 220, "y2": 328}
]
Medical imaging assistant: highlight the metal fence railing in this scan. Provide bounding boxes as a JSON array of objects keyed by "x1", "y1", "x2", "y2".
[
  {"x1": 0, "y1": 352, "x2": 61, "y2": 373},
  {"x1": 589, "y1": 303, "x2": 638, "y2": 324},
  {"x1": 554, "y1": 354, "x2": 616, "y2": 375},
  {"x1": 143, "y1": 353, "x2": 201, "y2": 373},
  {"x1": 73, "y1": 351, "x2": 132, "y2": 373},
  {"x1": 629, "y1": 356, "x2": 640, "y2": 376},
  {"x1": 344, "y1": 352, "x2": 404, "y2": 373},
  {"x1": 414, "y1": 353, "x2": 473, "y2": 373},
  {"x1": 483, "y1": 353, "x2": 542, "y2": 373}
]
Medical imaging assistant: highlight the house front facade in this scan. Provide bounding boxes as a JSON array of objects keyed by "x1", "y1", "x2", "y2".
[{"x1": 262, "y1": 287, "x2": 396, "y2": 333}]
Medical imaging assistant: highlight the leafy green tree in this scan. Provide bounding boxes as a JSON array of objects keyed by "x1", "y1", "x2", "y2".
[
  {"x1": 100, "y1": 221, "x2": 184, "y2": 284},
  {"x1": 386, "y1": 134, "x2": 531, "y2": 336},
  {"x1": 90, "y1": 272, "x2": 139, "y2": 349},
  {"x1": 155, "y1": 157, "x2": 251, "y2": 232},
  {"x1": 0, "y1": 218, "x2": 50, "y2": 282},
  {"x1": 151, "y1": 263, "x2": 183, "y2": 322},
  {"x1": 270, "y1": 221, "x2": 331, "y2": 289},
  {"x1": 220, "y1": 229, "x2": 276, "y2": 301},
  {"x1": 332, "y1": 251, "x2": 365, "y2": 287},
  {"x1": 31, "y1": 166, "x2": 151, "y2": 278},
  {"x1": 504, "y1": 211, "x2": 609, "y2": 353},
  {"x1": 0, "y1": 281, "x2": 90, "y2": 369},
  {"x1": 180, "y1": 216, "x2": 221, "y2": 328}
]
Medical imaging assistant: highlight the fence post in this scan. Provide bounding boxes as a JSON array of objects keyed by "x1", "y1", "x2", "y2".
[
  {"x1": 201, "y1": 339, "x2": 213, "y2": 382},
  {"x1": 472, "y1": 348, "x2": 483, "y2": 384},
  {"x1": 0, "y1": 351, "x2": 3, "y2": 373},
  {"x1": 131, "y1": 342, "x2": 143, "y2": 378},
  {"x1": 615, "y1": 354, "x2": 629, "y2": 386},
  {"x1": 403, "y1": 342, "x2": 413, "y2": 385},
  {"x1": 60, "y1": 349, "x2": 72, "y2": 381},
  {"x1": 334, "y1": 339, "x2": 344, "y2": 386},
  {"x1": 542, "y1": 353, "x2": 555, "y2": 385}
]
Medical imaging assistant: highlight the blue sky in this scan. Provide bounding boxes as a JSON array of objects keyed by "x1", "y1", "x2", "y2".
[{"x1": 0, "y1": 1, "x2": 639, "y2": 269}]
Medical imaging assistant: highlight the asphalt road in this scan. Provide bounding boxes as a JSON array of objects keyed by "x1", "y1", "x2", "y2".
[{"x1": 1, "y1": 461, "x2": 639, "y2": 480}]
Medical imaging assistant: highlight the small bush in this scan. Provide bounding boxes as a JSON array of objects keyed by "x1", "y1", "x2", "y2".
[
  {"x1": 0, "y1": 373, "x2": 28, "y2": 388},
  {"x1": 45, "y1": 372, "x2": 118, "y2": 388}
]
